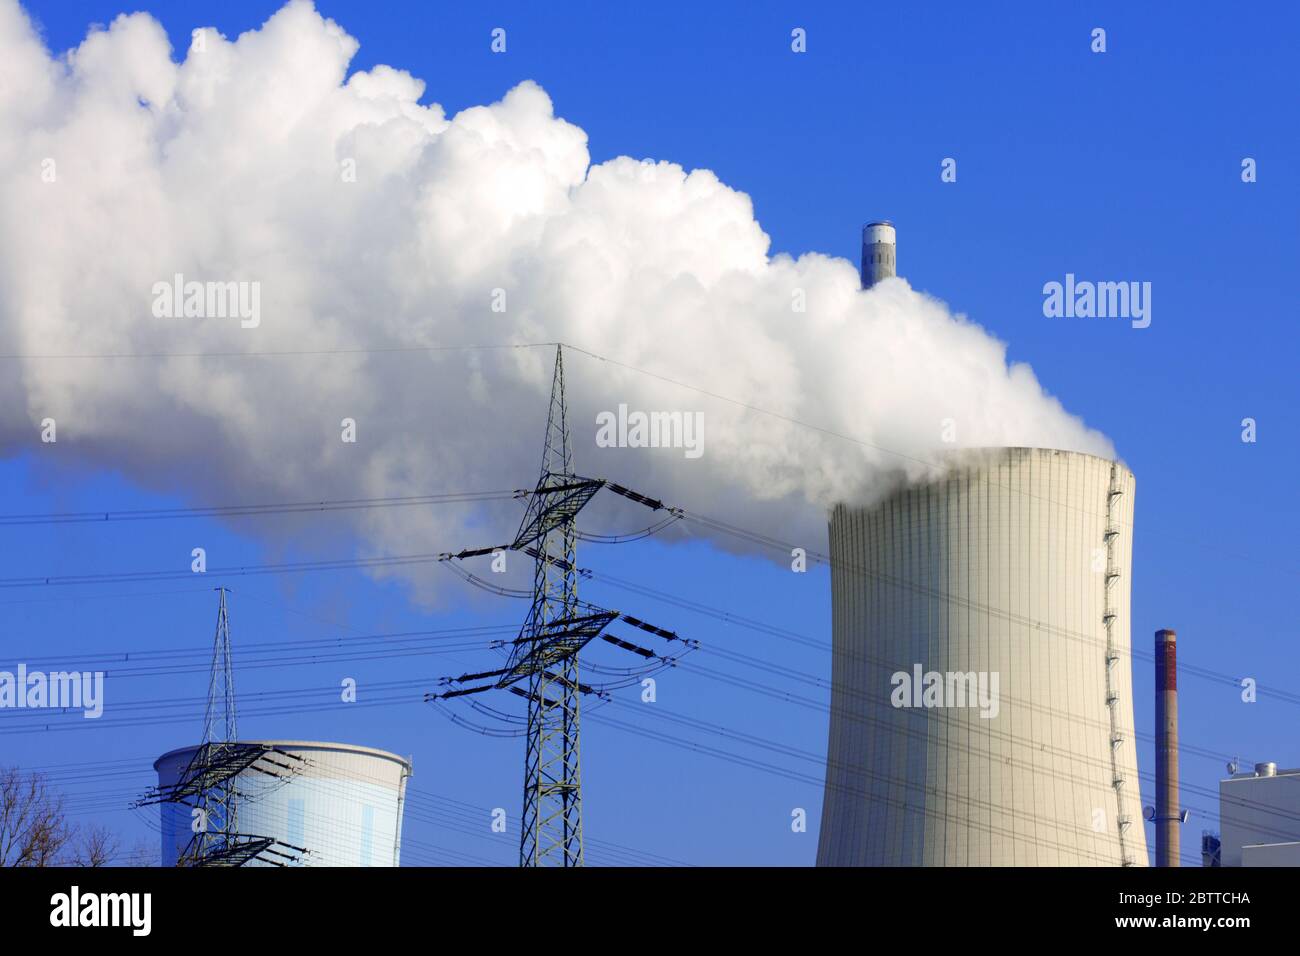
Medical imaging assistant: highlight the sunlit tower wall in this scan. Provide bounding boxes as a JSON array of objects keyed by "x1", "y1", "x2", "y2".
[
  {"x1": 155, "y1": 740, "x2": 411, "y2": 867},
  {"x1": 817, "y1": 448, "x2": 1148, "y2": 866},
  {"x1": 860, "y1": 221, "x2": 896, "y2": 289}
]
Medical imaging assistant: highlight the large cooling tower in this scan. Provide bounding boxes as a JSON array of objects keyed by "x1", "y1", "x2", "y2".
[
  {"x1": 155, "y1": 740, "x2": 411, "y2": 867},
  {"x1": 817, "y1": 448, "x2": 1147, "y2": 866}
]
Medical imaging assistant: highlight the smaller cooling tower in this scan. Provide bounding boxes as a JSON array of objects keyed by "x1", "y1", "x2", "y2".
[
  {"x1": 860, "y1": 221, "x2": 896, "y2": 289},
  {"x1": 155, "y1": 740, "x2": 411, "y2": 867}
]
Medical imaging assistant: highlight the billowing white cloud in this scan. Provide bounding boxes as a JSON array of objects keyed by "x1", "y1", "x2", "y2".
[{"x1": 0, "y1": 0, "x2": 1112, "y2": 598}]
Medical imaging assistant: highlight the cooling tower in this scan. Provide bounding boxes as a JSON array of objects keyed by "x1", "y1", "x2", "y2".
[
  {"x1": 155, "y1": 740, "x2": 411, "y2": 867},
  {"x1": 817, "y1": 448, "x2": 1147, "y2": 866}
]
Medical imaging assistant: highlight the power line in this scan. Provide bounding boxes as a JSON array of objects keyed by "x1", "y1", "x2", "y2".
[
  {"x1": 0, "y1": 490, "x2": 519, "y2": 526},
  {"x1": 7, "y1": 608, "x2": 1280, "y2": 834},
  {"x1": 0, "y1": 551, "x2": 448, "y2": 588},
  {"x1": 5, "y1": 492, "x2": 1285, "y2": 708},
  {"x1": 32, "y1": 751, "x2": 695, "y2": 866},
  {"x1": 585, "y1": 555, "x2": 1300, "y2": 710},
  {"x1": 5, "y1": 622, "x2": 515, "y2": 669},
  {"x1": 7, "y1": 632, "x2": 1289, "y2": 863},
  {"x1": 0, "y1": 342, "x2": 558, "y2": 361},
  {"x1": 7, "y1": 624, "x2": 1279, "y2": 858}
]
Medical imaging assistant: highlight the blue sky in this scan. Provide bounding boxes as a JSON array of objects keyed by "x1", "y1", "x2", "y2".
[{"x1": 3, "y1": 0, "x2": 1297, "y2": 866}]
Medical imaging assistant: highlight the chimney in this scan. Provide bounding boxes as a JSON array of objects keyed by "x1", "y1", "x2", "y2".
[
  {"x1": 860, "y1": 221, "x2": 896, "y2": 289},
  {"x1": 1155, "y1": 628, "x2": 1180, "y2": 866}
]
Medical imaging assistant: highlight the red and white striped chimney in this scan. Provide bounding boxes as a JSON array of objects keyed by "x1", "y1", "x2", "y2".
[{"x1": 1155, "y1": 628, "x2": 1180, "y2": 866}]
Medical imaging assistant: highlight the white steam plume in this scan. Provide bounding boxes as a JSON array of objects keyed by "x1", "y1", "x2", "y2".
[{"x1": 0, "y1": 1, "x2": 1112, "y2": 598}]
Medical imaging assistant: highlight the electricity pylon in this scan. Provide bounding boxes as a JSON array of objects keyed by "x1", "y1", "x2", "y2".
[
  {"x1": 428, "y1": 345, "x2": 695, "y2": 867},
  {"x1": 189, "y1": 586, "x2": 240, "y2": 862},
  {"x1": 516, "y1": 345, "x2": 587, "y2": 866},
  {"x1": 204, "y1": 587, "x2": 238, "y2": 747},
  {"x1": 137, "y1": 588, "x2": 307, "y2": 866}
]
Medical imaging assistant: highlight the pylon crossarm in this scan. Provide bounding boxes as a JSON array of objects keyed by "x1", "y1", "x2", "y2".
[
  {"x1": 600, "y1": 634, "x2": 657, "y2": 658},
  {"x1": 520, "y1": 544, "x2": 584, "y2": 575},
  {"x1": 257, "y1": 748, "x2": 305, "y2": 774},
  {"x1": 450, "y1": 544, "x2": 512, "y2": 560},
  {"x1": 536, "y1": 670, "x2": 599, "y2": 696},
  {"x1": 498, "y1": 649, "x2": 572, "y2": 686},
  {"x1": 498, "y1": 610, "x2": 619, "y2": 685},
  {"x1": 533, "y1": 477, "x2": 604, "y2": 496},
  {"x1": 508, "y1": 610, "x2": 620, "y2": 646},
  {"x1": 247, "y1": 760, "x2": 295, "y2": 779},
  {"x1": 600, "y1": 481, "x2": 668, "y2": 512},
  {"x1": 182, "y1": 833, "x2": 308, "y2": 868},
  {"x1": 428, "y1": 683, "x2": 497, "y2": 701},
  {"x1": 508, "y1": 685, "x2": 569, "y2": 706},
  {"x1": 511, "y1": 477, "x2": 604, "y2": 551},
  {"x1": 521, "y1": 478, "x2": 669, "y2": 513},
  {"x1": 451, "y1": 666, "x2": 512, "y2": 683},
  {"x1": 619, "y1": 614, "x2": 679, "y2": 641},
  {"x1": 138, "y1": 743, "x2": 266, "y2": 805}
]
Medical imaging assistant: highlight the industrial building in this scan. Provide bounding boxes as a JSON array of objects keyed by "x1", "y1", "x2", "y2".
[
  {"x1": 1214, "y1": 763, "x2": 1300, "y2": 866},
  {"x1": 859, "y1": 221, "x2": 896, "y2": 289},
  {"x1": 817, "y1": 447, "x2": 1147, "y2": 865},
  {"x1": 155, "y1": 740, "x2": 412, "y2": 867}
]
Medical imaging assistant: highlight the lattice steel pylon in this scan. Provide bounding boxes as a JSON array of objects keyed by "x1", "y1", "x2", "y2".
[
  {"x1": 516, "y1": 345, "x2": 586, "y2": 867},
  {"x1": 427, "y1": 345, "x2": 697, "y2": 867},
  {"x1": 204, "y1": 586, "x2": 238, "y2": 746},
  {"x1": 189, "y1": 586, "x2": 240, "y2": 863},
  {"x1": 135, "y1": 587, "x2": 310, "y2": 866}
]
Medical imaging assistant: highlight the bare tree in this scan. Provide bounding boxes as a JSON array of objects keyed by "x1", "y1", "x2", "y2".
[
  {"x1": 118, "y1": 838, "x2": 158, "y2": 867},
  {"x1": 68, "y1": 823, "x2": 119, "y2": 867},
  {"x1": 0, "y1": 766, "x2": 74, "y2": 866},
  {"x1": 1, "y1": 766, "x2": 139, "y2": 866}
]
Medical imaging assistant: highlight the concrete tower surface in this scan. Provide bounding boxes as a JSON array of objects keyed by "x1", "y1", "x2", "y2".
[
  {"x1": 860, "y1": 221, "x2": 896, "y2": 289},
  {"x1": 817, "y1": 448, "x2": 1148, "y2": 866},
  {"x1": 155, "y1": 740, "x2": 412, "y2": 866}
]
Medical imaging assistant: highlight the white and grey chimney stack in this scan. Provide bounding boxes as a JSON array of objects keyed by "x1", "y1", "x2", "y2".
[{"x1": 860, "y1": 221, "x2": 896, "y2": 289}]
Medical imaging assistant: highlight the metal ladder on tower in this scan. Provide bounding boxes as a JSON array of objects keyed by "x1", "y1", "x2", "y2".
[{"x1": 1103, "y1": 462, "x2": 1135, "y2": 866}]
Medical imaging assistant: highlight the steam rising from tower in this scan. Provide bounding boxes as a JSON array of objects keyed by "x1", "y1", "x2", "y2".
[{"x1": 0, "y1": 5, "x2": 1118, "y2": 606}]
